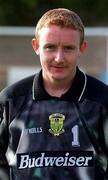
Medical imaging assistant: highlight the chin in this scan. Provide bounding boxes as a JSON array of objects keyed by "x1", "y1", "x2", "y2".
[
  {"x1": 49, "y1": 69, "x2": 69, "y2": 80},
  {"x1": 51, "y1": 74, "x2": 67, "y2": 81}
]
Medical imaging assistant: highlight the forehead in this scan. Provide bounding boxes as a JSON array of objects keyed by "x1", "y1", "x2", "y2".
[{"x1": 38, "y1": 25, "x2": 80, "y2": 44}]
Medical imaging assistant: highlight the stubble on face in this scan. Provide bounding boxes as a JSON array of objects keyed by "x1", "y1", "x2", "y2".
[{"x1": 38, "y1": 26, "x2": 81, "y2": 84}]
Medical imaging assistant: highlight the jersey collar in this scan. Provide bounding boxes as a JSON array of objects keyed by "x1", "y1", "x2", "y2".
[{"x1": 32, "y1": 67, "x2": 87, "y2": 102}]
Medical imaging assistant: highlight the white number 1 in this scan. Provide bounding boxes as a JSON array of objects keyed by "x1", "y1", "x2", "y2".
[{"x1": 71, "y1": 125, "x2": 80, "y2": 147}]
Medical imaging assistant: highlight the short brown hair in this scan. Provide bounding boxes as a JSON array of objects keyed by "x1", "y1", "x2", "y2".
[{"x1": 35, "y1": 8, "x2": 85, "y2": 45}]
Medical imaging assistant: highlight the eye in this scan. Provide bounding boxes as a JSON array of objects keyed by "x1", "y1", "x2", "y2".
[
  {"x1": 44, "y1": 44, "x2": 56, "y2": 51},
  {"x1": 64, "y1": 45, "x2": 76, "y2": 51}
]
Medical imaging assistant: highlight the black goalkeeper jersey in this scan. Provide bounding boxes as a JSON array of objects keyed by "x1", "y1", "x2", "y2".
[{"x1": 0, "y1": 68, "x2": 108, "y2": 180}]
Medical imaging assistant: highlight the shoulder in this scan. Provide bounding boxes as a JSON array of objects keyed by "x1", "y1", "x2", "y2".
[
  {"x1": 85, "y1": 74, "x2": 108, "y2": 104},
  {"x1": 0, "y1": 74, "x2": 36, "y2": 103}
]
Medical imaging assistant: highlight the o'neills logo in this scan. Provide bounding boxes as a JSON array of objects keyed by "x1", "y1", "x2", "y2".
[{"x1": 17, "y1": 151, "x2": 94, "y2": 169}]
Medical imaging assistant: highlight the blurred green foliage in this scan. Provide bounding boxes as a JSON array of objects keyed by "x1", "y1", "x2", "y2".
[{"x1": 0, "y1": 0, "x2": 108, "y2": 26}]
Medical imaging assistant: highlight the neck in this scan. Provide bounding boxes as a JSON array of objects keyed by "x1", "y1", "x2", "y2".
[
  {"x1": 43, "y1": 75, "x2": 75, "y2": 97},
  {"x1": 45, "y1": 81, "x2": 71, "y2": 97}
]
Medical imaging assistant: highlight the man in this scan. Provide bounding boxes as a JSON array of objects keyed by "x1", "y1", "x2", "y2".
[{"x1": 0, "y1": 8, "x2": 108, "y2": 180}]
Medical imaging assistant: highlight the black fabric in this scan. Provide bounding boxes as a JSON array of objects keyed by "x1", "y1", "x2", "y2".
[
  {"x1": 33, "y1": 68, "x2": 85, "y2": 101},
  {"x1": 0, "y1": 67, "x2": 108, "y2": 180}
]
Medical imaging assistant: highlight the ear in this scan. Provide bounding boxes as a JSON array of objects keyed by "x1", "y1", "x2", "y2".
[
  {"x1": 79, "y1": 40, "x2": 88, "y2": 56},
  {"x1": 32, "y1": 38, "x2": 39, "y2": 55}
]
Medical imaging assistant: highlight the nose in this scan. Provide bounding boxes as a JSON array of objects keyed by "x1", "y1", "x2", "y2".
[{"x1": 55, "y1": 48, "x2": 64, "y2": 62}]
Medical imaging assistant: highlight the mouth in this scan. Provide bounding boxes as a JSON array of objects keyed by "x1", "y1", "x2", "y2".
[
  {"x1": 52, "y1": 65, "x2": 65, "y2": 68},
  {"x1": 50, "y1": 66, "x2": 66, "y2": 73}
]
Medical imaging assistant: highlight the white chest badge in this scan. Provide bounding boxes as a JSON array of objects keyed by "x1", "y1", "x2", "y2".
[{"x1": 49, "y1": 113, "x2": 65, "y2": 136}]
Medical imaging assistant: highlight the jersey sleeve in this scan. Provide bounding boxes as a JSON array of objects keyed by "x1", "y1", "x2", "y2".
[
  {"x1": 0, "y1": 104, "x2": 10, "y2": 180},
  {"x1": 103, "y1": 107, "x2": 108, "y2": 178}
]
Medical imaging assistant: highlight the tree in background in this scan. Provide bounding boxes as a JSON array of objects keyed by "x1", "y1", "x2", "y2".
[{"x1": 0, "y1": 0, "x2": 108, "y2": 26}]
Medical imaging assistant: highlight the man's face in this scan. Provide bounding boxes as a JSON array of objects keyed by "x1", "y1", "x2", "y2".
[{"x1": 32, "y1": 25, "x2": 87, "y2": 83}]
